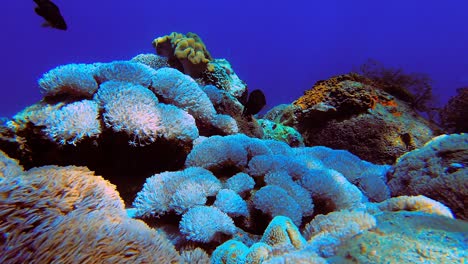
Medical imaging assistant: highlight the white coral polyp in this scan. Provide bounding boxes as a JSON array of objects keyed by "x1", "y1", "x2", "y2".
[{"x1": 43, "y1": 100, "x2": 101, "y2": 145}]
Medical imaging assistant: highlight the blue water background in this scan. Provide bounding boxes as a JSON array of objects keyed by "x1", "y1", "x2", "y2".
[{"x1": 1, "y1": 0, "x2": 467, "y2": 117}]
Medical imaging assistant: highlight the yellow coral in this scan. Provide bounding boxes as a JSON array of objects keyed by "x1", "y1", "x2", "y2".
[{"x1": 152, "y1": 32, "x2": 214, "y2": 77}]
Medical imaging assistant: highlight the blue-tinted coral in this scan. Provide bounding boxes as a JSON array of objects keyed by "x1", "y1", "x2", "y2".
[
  {"x1": 38, "y1": 63, "x2": 99, "y2": 98},
  {"x1": 155, "y1": 103, "x2": 199, "y2": 142},
  {"x1": 170, "y1": 181, "x2": 208, "y2": 214},
  {"x1": 246, "y1": 154, "x2": 310, "y2": 180},
  {"x1": 252, "y1": 185, "x2": 303, "y2": 226},
  {"x1": 213, "y1": 189, "x2": 249, "y2": 217},
  {"x1": 212, "y1": 216, "x2": 312, "y2": 263},
  {"x1": 185, "y1": 135, "x2": 249, "y2": 171},
  {"x1": 264, "y1": 171, "x2": 314, "y2": 217},
  {"x1": 94, "y1": 61, "x2": 156, "y2": 86},
  {"x1": 300, "y1": 168, "x2": 364, "y2": 211},
  {"x1": 224, "y1": 172, "x2": 255, "y2": 195},
  {"x1": 133, "y1": 167, "x2": 221, "y2": 218},
  {"x1": 294, "y1": 146, "x2": 391, "y2": 202},
  {"x1": 179, "y1": 206, "x2": 236, "y2": 243},
  {"x1": 304, "y1": 210, "x2": 377, "y2": 257},
  {"x1": 151, "y1": 67, "x2": 238, "y2": 134}
]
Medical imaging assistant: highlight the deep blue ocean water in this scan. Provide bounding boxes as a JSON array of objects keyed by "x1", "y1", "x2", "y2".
[{"x1": 1, "y1": 0, "x2": 467, "y2": 117}]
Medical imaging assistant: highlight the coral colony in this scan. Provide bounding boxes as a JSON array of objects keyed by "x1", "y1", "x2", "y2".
[{"x1": 0, "y1": 32, "x2": 466, "y2": 263}]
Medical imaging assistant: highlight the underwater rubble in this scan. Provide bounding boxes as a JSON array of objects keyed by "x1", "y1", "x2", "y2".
[{"x1": 0, "y1": 32, "x2": 467, "y2": 263}]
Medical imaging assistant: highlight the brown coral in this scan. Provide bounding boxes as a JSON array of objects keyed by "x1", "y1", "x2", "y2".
[
  {"x1": 0, "y1": 165, "x2": 180, "y2": 263},
  {"x1": 153, "y1": 32, "x2": 214, "y2": 78},
  {"x1": 293, "y1": 74, "x2": 378, "y2": 114}
]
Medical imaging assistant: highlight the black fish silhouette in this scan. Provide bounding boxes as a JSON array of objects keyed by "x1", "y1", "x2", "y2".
[
  {"x1": 243, "y1": 89, "x2": 266, "y2": 116},
  {"x1": 33, "y1": 0, "x2": 67, "y2": 30}
]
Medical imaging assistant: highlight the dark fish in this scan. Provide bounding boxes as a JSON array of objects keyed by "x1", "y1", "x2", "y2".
[
  {"x1": 243, "y1": 89, "x2": 266, "y2": 116},
  {"x1": 33, "y1": 0, "x2": 67, "y2": 30}
]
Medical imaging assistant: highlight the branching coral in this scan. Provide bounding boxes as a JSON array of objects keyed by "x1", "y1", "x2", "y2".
[{"x1": 358, "y1": 59, "x2": 435, "y2": 113}]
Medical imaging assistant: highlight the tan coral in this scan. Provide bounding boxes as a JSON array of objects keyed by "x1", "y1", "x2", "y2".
[
  {"x1": 153, "y1": 32, "x2": 214, "y2": 78},
  {"x1": 367, "y1": 195, "x2": 454, "y2": 218},
  {"x1": 0, "y1": 164, "x2": 180, "y2": 263},
  {"x1": 260, "y1": 215, "x2": 307, "y2": 249},
  {"x1": 33, "y1": 210, "x2": 180, "y2": 264}
]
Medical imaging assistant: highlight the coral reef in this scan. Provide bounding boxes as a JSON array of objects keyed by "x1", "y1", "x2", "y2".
[
  {"x1": 0, "y1": 46, "x2": 256, "y2": 203},
  {"x1": 213, "y1": 199, "x2": 466, "y2": 264},
  {"x1": 0, "y1": 31, "x2": 466, "y2": 264},
  {"x1": 282, "y1": 73, "x2": 439, "y2": 164},
  {"x1": 133, "y1": 134, "x2": 393, "y2": 249},
  {"x1": 152, "y1": 32, "x2": 248, "y2": 102},
  {"x1": 388, "y1": 133, "x2": 468, "y2": 219}
]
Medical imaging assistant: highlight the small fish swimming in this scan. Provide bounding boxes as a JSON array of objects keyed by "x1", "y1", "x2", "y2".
[
  {"x1": 33, "y1": 0, "x2": 67, "y2": 30},
  {"x1": 243, "y1": 89, "x2": 267, "y2": 116}
]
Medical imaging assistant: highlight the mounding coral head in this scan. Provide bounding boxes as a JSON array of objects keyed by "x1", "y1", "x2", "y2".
[{"x1": 153, "y1": 32, "x2": 214, "y2": 78}]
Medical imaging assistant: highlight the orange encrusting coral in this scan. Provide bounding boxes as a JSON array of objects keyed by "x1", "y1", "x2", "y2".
[{"x1": 293, "y1": 74, "x2": 378, "y2": 114}]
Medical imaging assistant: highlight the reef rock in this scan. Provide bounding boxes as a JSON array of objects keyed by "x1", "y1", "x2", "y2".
[
  {"x1": 287, "y1": 74, "x2": 439, "y2": 164},
  {"x1": 387, "y1": 133, "x2": 468, "y2": 219},
  {"x1": 332, "y1": 211, "x2": 468, "y2": 263}
]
